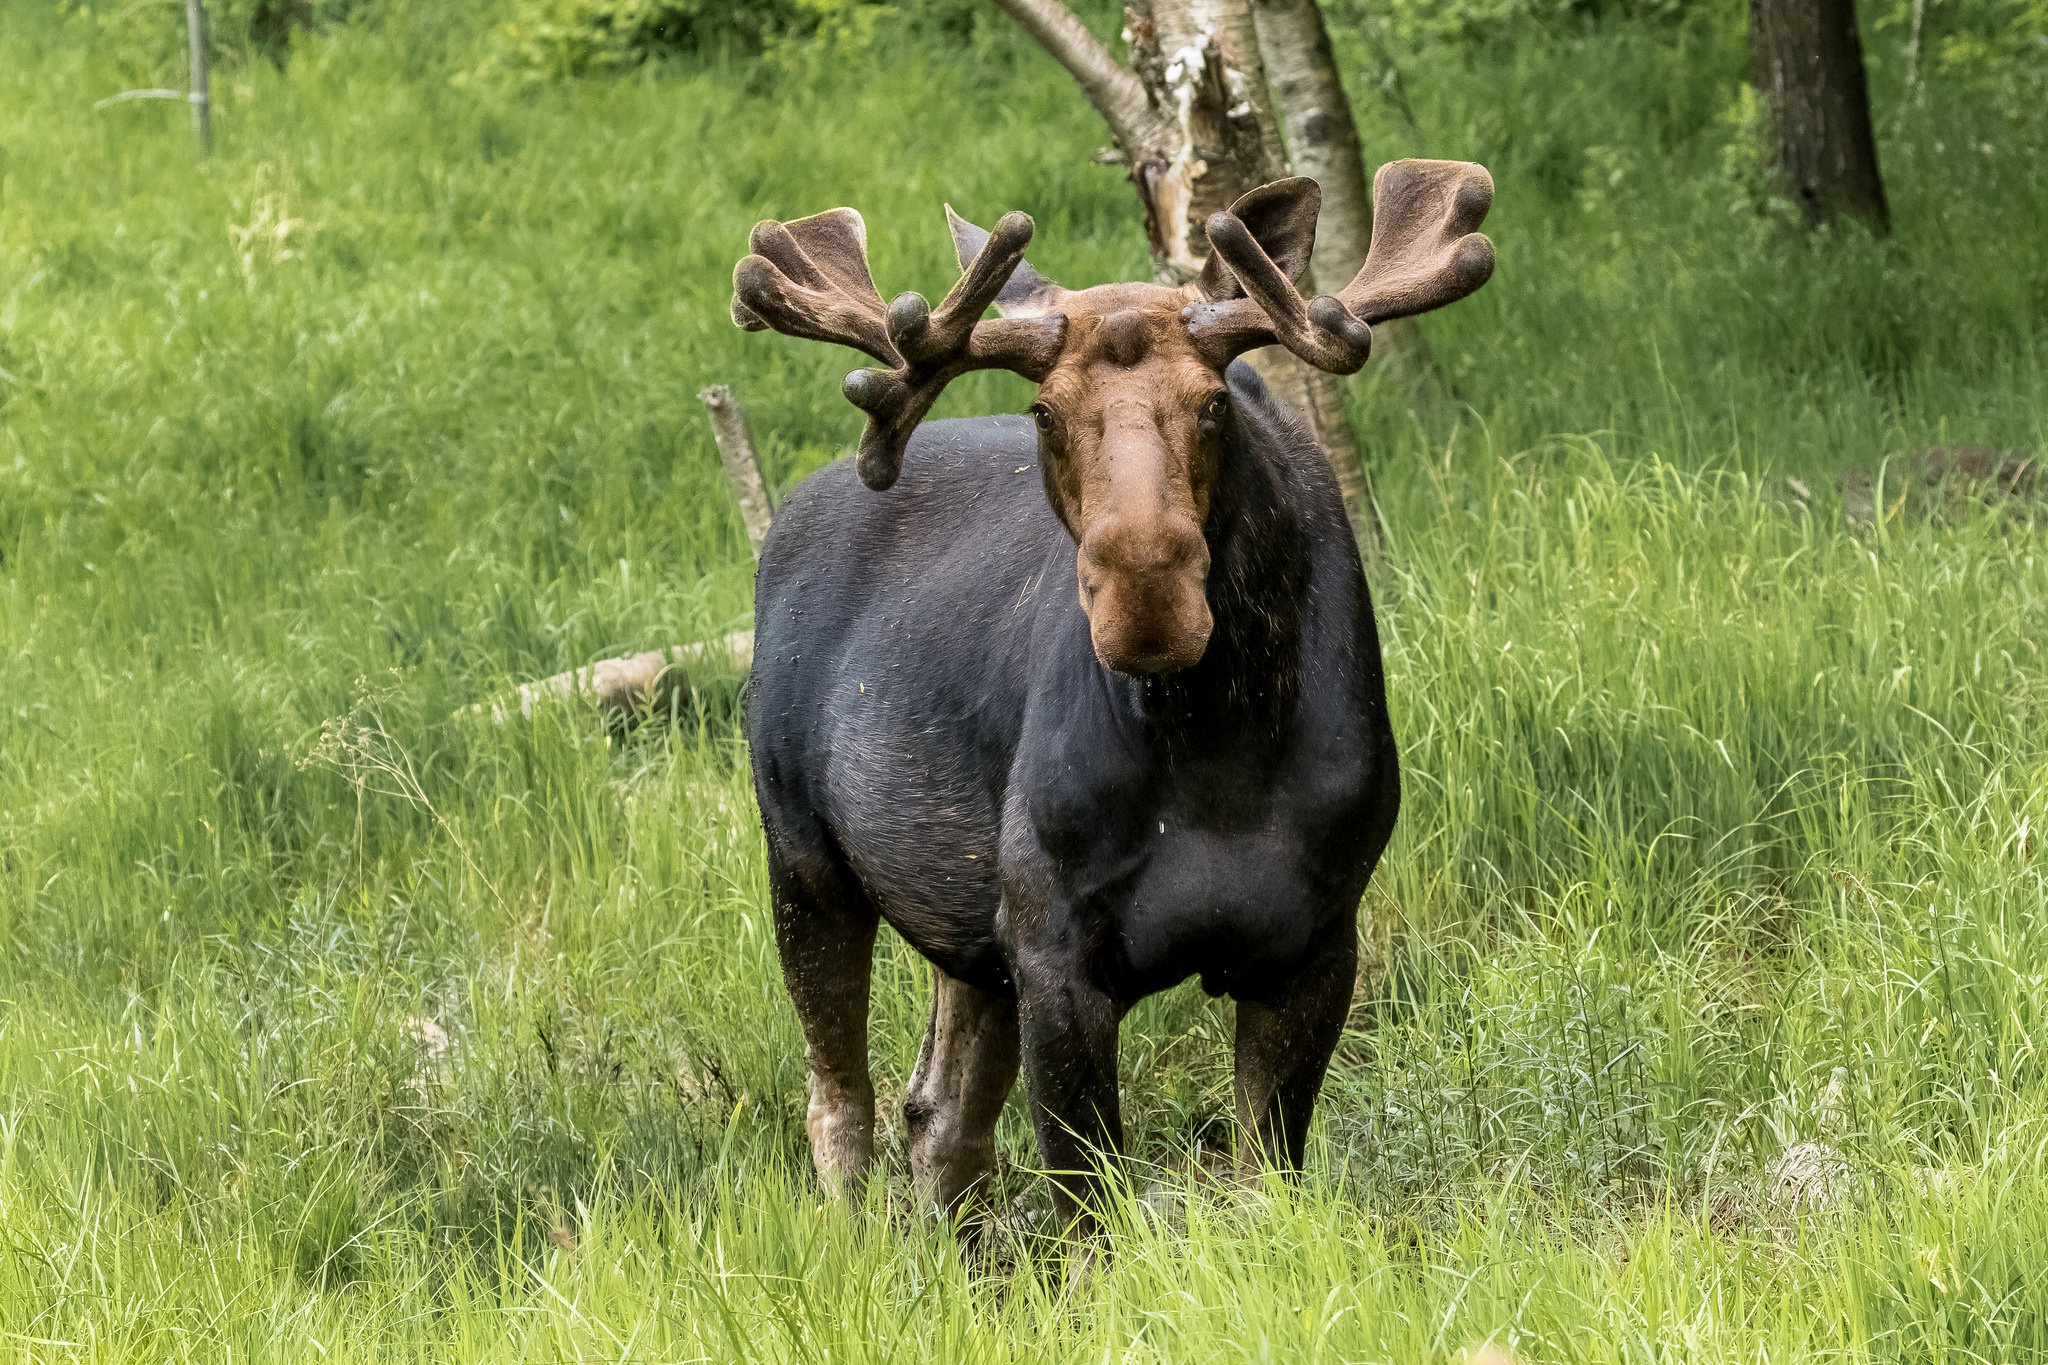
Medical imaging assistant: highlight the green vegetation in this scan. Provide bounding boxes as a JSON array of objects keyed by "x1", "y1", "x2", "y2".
[{"x1": 3, "y1": 1, "x2": 2047, "y2": 1358}]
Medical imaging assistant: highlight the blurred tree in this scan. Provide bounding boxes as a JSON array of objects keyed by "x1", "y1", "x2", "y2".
[
  {"x1": 1749, "y1": 0, "x2": 1890, "y2": 233},
  {"x1": 248, "y1": 0, "x2": 313, "y2": 61}
]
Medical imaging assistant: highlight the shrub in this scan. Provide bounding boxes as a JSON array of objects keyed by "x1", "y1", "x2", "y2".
[
  {"x1": 482, "y1": 0, "x2": 984, "y2": 80},
  {"x1": 62, "y1": 0, "x2": 374, "y2": 77},
  {"x1": 1325, "y1": 0, "x2": 1695, "y2": 49},
  {"x1": 1913, "y1": 0, "x2": 2048, "y2": 121}
]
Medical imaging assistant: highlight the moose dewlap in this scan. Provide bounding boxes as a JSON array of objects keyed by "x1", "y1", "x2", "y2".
[{"x1": 733, "y1": 161, "x2": 1495, "y2": 1232}]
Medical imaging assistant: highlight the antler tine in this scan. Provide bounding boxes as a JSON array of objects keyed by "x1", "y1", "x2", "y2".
[
  {"x1": 1185, "y1": 160, "x2": 1496, "y2": 377},
  {"x1": 1203, "y1": 211, "x2": 1373, "y2": 374},
  {"x1": 732, "y1": 209, "x2": 900, "y2": 367},
  {"x1": 733, "y1": 206, "x2": 1066, "y2": 492},
  {"x1": 1336, "y1": 160, "x2": 1496, "y2": 326},
  {"x1": 841, "y1": 210, "x2": 1065, "y2": 490},
  {"x1": 885, "y1": 212, "x2": 1036, "y2": 364}
]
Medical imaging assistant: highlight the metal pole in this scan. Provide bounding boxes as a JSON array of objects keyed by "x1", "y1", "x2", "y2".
[{"x1": 185, "y1": 0, "x2": 212, "y2": 155}]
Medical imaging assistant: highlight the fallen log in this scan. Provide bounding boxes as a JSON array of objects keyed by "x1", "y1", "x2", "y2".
[
  {"x1": 1833, "y1": 444, "x2": 2037, "y2": 528},
  {"x1": 466, "y1": 384, "x2": 771, "y2": 731},
  {"x1": 467, "y1": 631, "x2": 755, "y2": 731}
]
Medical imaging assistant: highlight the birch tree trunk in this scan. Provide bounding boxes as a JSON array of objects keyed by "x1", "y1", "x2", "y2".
[
  {"x1": 1251, "y1": 0, "x2": 1445, "y2": 412},
  {"x1": 991, "y1": 0, "x2": 1379, "y2": 544},
  {"x1": 1749, "y1": 0, "x2": 1890, "y2": 233}
]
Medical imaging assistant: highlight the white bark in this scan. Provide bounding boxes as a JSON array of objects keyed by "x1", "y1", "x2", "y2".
[
  {"x1": 994, "y1": 0, "x2": 1380, "y2": 544},
  {"x1": 1252, "y1": 0, "x2": 1443, "y2": 411}
]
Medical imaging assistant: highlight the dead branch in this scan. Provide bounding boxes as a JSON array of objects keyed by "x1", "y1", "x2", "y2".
[
  {"x1": 698, "y1": 384, "x2": 774, "y2": 557},
  {"x1": 94, "y1": 89, "x2": 192, "y2": 109},
  {"x1": 986, "y1": 0, "x2": 1166, "y2": 154},
  {"x1": 465, "y1": 632, "x2": 755, "y2": 732},
  {"x1": 466, "y1": 385, "x2": 776, "y2": 733}
]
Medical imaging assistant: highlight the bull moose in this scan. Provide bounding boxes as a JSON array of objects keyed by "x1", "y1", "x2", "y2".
[{"x1": 732, "y1": 161, "x2": 1495, "y2": 1231}]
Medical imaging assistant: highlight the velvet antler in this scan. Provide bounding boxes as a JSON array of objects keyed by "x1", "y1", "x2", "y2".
[
  {"x1": 1185, "y1": 159, "x2": 1496, "y2": 375},
  {"x1": 733, "y1": 207, "x2": 1067, "y2": 490}
]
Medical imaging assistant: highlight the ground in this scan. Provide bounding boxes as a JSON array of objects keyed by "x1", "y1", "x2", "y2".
[{"x1": 1, "y1": 2, "x2": 2046, "y2": 1359}]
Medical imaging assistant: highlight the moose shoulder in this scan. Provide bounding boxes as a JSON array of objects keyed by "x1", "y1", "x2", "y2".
[{"x1": 735, "y1": 162, "x2": 1495, "y2": 1231}]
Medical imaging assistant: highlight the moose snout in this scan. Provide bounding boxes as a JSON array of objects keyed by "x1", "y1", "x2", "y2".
[{"x1": 1077, "y1": 514, "x2": 1213, "y2": 676}]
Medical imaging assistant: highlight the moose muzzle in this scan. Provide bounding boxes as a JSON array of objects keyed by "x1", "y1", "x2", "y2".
[{"x1": 1077, "y1": 512, "x2": 1213, "y2": 676}]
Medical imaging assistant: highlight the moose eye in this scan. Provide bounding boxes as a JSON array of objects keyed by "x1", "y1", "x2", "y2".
[
  {"x1": 1030, "y1": 404, "x2": 1056, "y2": 433},
  {"x1": 1201, "y1": 391, "x2": 1231, "y2": 424}
]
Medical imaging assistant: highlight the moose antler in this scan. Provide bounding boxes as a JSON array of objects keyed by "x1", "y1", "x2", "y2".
[
  {"x1": 1185, "y1": 159, "x2": 1496, "y2": 375},
  {"x1": 733, "y1": 208, "x2": 1067, "y2": 490}
]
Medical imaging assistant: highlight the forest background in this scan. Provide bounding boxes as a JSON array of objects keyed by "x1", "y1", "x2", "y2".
[{"x1": 2, "y1": 0, "x2": 2048, "y2": 1358}]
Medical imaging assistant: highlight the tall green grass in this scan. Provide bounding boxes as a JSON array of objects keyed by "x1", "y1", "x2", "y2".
[{"x1": 2, "y1": 1, "x2": 2047, "y2": 1358}]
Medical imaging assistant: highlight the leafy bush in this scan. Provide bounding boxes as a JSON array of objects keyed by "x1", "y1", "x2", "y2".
[
  {"x1": 490, "y1": 0, "x2": 807, "y2": 77},
  {"x1": 62, "y1": 0, "x2": 372, "y2": 78},
  {"x1": 1326, "y1": 0, "x2": 1696, "y2": 48},
  {"x1": 482, "y1": 0, "x2": 983, "y2": 80},
  {"x1": 1902, "y1": 0, "x2": 2048, "y2": 120}
]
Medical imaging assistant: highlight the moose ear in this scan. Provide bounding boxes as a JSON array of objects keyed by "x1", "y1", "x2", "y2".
[
  {"x1": 1198, "y1": 177, "x2": 1322, "y2": 302},
  {"x1": 946, "y1": 205, "x2": 1066, "y2": 318}
]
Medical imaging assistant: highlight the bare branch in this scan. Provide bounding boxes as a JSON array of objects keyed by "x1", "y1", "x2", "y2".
[
  {"x1": 987, "y1": 0, "x2": 1163, "y2": 153},
  {"x1": 94, "y1": 89, "x2": 191, "y2": 109},
  {"x1": 698, "y1": 385, "x2": 775, "y2": 558},
  {"x1": 462, "y1": 634, "x2": 755, "y2": 730}
]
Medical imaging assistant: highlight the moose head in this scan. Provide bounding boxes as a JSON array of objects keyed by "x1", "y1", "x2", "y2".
[{"x1": 732, "y1": 160, "x2": 1494, "y2": 676}]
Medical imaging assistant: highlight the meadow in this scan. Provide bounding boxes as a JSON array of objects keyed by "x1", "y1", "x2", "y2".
[{"x1": 2, "y1": 0, "x2": 2047, "y2": 1358}]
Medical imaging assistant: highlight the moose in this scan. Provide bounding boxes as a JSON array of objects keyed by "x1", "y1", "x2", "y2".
[{"x1": 733, "y1": 160, "x2": 1495, "y2": 1231}]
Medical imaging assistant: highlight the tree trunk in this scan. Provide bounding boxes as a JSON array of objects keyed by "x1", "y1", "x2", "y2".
[
  {"x1": 1748, "y1": 0, "x2": 1889, "y2": 233},
  {"x1": 250, "y1": 0, "x2": 316, "y2": 62},
  {"x1": 991, "y1": 0, "x2": 1378, "y2": 544},
  {"x1": 1251, "y1": 0, "x2": 1444, "y2": 417},
  {"x1": 1121, "y1": 0, "x2": 1284, "y2": 276}
]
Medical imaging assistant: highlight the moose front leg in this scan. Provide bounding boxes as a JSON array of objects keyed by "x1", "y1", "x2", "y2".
[
  {"x1": 1233, "y1": 917, "x2": 1357, "y2": 1174},
  {"x1": 1010, "y1": 935, "x2": 1124, "y2": 1234},
  {"x1": 905, "y1": 966, "x2": 1021, "y2": 1216}
]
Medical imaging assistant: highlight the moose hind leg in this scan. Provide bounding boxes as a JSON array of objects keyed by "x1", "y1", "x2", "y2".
[
  {"x1": 769, "y1": 850, "x2": 880, "y2": 1192},
  {"x1": 905, "y1": 967, "x2": 1021, "y2": 1215},
  {"x1": 1234, "y1": 919, "x2": 1357, "y2": 1174}
]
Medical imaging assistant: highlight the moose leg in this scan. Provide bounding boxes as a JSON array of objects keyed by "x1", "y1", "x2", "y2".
[
  {"x1": 1011, "y1": 943, "x2": 1124, "y2": 1233},
  {"x1": 1233, "y1": 919, "x2": 1358, "y2": 1174},
  {"x1": 769, "y1": 852, "x2": 880, "y2": 1192},
  {"x1": 904, "y1": 966, "x2": 1021, "y2": 1216}
]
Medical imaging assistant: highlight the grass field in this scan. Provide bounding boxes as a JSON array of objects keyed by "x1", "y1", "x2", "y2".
[{"x1": 3, "y1": 1, "x2": 2048, "y2": 1358}]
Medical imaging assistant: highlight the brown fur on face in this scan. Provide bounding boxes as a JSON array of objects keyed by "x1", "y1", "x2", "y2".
[{"x1": 1027, "y1": 283, "x2": 1229, "y2": 677}]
